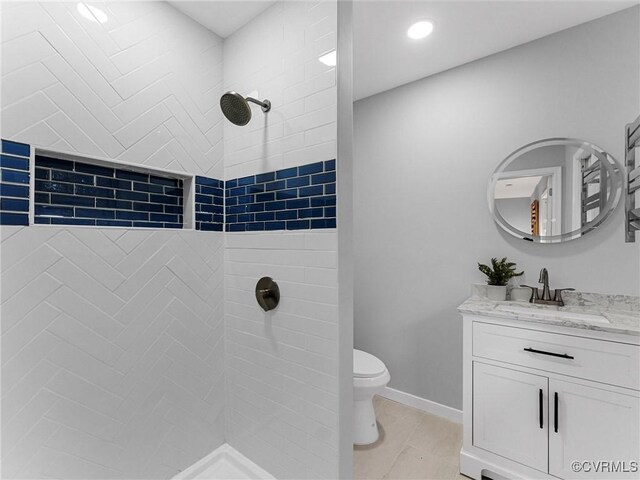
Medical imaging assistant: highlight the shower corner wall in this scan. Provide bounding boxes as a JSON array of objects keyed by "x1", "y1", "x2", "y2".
[
  {"x1": 336, "y1": 0, "x2": 355, "y2": 477},
  {"x1": 0, "y1": 2, "x2": 226, "y2": 478},
  {"x1": 221, "y1": 1, "x2": 350, "y2": 478}
]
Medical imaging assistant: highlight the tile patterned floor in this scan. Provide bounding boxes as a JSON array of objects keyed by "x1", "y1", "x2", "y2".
[{"x1": 354, "y1": 396, "x2": 467, "y2": 480}]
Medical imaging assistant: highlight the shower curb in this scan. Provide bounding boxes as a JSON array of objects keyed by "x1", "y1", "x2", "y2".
[{"x1": 171, "y1": 443, "x2": 275, "y2": 480}]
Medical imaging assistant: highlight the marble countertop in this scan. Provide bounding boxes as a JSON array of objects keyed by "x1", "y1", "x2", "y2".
[{"x1": 458, "y1": 286, "x2": 640, "y2": 337}]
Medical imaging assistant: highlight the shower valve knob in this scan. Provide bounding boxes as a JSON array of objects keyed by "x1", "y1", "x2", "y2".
[{"x1": 255, "y1": 277, "x2": 280, "y2": 312}]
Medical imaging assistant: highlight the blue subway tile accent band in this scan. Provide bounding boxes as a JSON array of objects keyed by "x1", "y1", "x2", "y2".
[
  {"x1": 256, "y1": 192, "x2": 274, "y2": 203},
  {"x1": 237, "y1": 175, "x2": 255, "y2": 186},
  {"x1": 0, "y1": 198, "x2": 29, "y2": 212},
  {"x1": 247, "y1": 203, "x2": 264, "y2": 212},
  {"x1": 255, "y1": 172, "x2": 275, "y2": 183},
  {"x1": 1, "y1": 140, "x2": 30, "y2": 158},
  {"x1": 1, "y1": 154, "x2": 29, "y2": 171},
  {"x1": 299, "y1": 162, "x2": 324, "y2": 175},
  {"x1": 97, "y1": 177, "x2": 132, "y2": 189},
  {"x1": 132, "y1": 201, "x2": 161, "y2": 212},
  {"x1": 287, "y1": 198, "x2": 309, "y2": 209},
  {"x1": 225, "y1": 159, "x2": 336, "y2": 232},
  {"x1": 96, "y1": 199, "x2": 132, "y2": 210},
  {"x1": 37, "y1": 156, "x2": 73, "y2": 171},
  {"x1": 36, "y1": 205, "x2": 74, "y2": 217},
  {"x1": 311, "y1": 172, "x2": 336, "y2": 184},
  {"x1": 75, "y1": 185, "x2": 115, "y2": 198},
  {"x1": 1, "y1": 213, "x2": 29, "y2": 225},
  {"x1": 299, "y1": 185, "x2": 323, "y2": 197},
  {"x1": 35, "y1": 168, "x2": 50, "y2": 179},
  {"x1": 36, "y1": 181, "x2": 74, "y2": 194},
  {"x1": 133, "y1": 182, "x2": 164, "y2": 193},
  {"x1": 195, "y1": 176, "x2": 224, "y2": 231},
  {"x1": 75, "y1": 163, "x2": 114, "y2": 176},
  {"x1": 116, "y1": 170, "x2": 148, "y2": 182},
  {"x1": 287, "y1": 176, "x2": 310, "y2": 188},
  {"x1": 35, "y1": 193, "x2": 49, "y2": 204},
  {"x1": 265, "y1": 180, "x2": 286, "y2": 191},
  {"x1": 1, "y1": 183, "x2": 29, "y2": 198},
  {"x1": 276, "y1": 167, "x2": 298, "y2": 179},
  {"x1": 51, "y1": 194, "x2": 95, "y2": 207},
  {"x1": 34, "y1": 152, "x2": 185, "y2": 229},
  {"x1": 247, "y1": 184, "x2": 264, "y2": 194},
  {"x1": 0, "y1": 139, "x2": 30, "y2": 225},
  {"x1": 0, "y1": 139, "x2": 335, "y2": 232},
  {"x1": 51, "y1": 170, "x2": 94, "y2": 185},
  {"x1": 276, "y1": 210, "x2": 297, "y2": 220},
  {"x1": 116, "y1": 190, "x2": 148, "y2": 202},
  {"x1": 2, "y1": 169, "x2": 30, "y2": 184}
]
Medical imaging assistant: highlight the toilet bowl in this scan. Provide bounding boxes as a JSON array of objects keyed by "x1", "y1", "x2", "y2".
[{"x1": 353, "y1": 349, "x2": 390, "y2": 445}]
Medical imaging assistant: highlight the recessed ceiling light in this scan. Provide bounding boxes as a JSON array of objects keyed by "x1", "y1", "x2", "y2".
[
  {"x1": 77, "y1": 2, "x2": 108, "y2": 24},
  {"x1": 407, "y1": 20, "x2": 434, "y2": 40},
  {"x1": 319, "y1": 50, "x2": 337, "y2": 67}
]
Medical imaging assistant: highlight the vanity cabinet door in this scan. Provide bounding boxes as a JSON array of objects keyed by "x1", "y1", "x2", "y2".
[
  {"x1": 473, "y1": 362, "x2": 549, "y2": 473},
  {"x1": 549, "y1": 378, "x2": 640, "y2": 479}
]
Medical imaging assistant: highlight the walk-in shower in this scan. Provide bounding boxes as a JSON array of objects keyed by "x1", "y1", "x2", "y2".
[{"x1": 220, "y1": 91, "x2": 271, "y2": 126}]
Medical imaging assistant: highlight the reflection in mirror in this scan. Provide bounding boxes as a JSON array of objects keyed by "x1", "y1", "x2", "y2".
[{"x1": 489, "y1": 139, "x2": 622, "y2": 243}]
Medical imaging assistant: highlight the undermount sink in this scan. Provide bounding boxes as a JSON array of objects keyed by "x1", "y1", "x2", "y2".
[{"x1": 495, "y1": 304, "x2": 610, "y2": 324}]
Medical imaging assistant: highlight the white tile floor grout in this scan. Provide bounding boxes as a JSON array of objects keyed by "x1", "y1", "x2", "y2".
[{"x1": 354, "y1": 395, "x2": 467, "y2": 480}]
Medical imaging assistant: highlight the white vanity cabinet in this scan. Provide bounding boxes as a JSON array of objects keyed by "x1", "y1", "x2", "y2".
[
  {"x1": 548, "y1": 378, "x2": 640, "y2": 479},
  {"x1": 460, "y1": 314, "x2": 640, "y2": 480},
  {"x1": 473, "y1": 362, "x2": 549, "y2": 472}
]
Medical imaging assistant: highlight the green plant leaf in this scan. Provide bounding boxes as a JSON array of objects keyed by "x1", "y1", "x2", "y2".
[{"x1": 478, "y1": 256, "x2": 523, "y2": 286}]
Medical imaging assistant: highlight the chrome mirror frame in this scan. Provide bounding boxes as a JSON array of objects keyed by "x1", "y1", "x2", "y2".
[{"x1": 488, "y1": 138, "x2": 623, "y2": 244}]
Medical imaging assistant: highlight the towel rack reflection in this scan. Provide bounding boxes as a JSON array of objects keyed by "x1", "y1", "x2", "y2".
[{"x1": 625, "y1": 114, "x2": 640, "y2": 242}]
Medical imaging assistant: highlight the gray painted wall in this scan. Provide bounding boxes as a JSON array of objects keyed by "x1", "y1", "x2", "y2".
[{"x1": 353, "y1": 7, "x2": 640, "y2": 410}]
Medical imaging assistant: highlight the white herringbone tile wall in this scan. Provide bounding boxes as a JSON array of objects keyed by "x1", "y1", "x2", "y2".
[
  {"x1": 1, "y1": 1, "x2": 224, "y2": 178},
  {"x1": 223, "y1": 3, "x2": 340, "y2": 479},
  {"x1": 1, "y1": 2, "x2": 226, "y2": 478},
  {"x1": 225, "y1": 232, "x2": 338, "y2": 479},
  {"x1": 1, "y1": 227, "x2": 225, "y2": 479},
  {"x1": 2, "y1": 1, "x2": 343, "y2": 478},
  {"x1": 223, "y1": 1, "x2": 337, "y2": 180}
]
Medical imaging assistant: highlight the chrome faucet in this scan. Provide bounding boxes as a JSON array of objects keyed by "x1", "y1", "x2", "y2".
[{"x1": 522, "y1": 268, "x2": 575, "y2": 306}]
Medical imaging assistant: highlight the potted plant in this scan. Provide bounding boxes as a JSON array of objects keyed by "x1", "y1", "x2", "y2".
[{"x1": 478, "y1": 257, "x2": 524, "y2": 301}]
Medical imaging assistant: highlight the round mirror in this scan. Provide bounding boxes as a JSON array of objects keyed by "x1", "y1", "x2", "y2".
[{"x1": 489, "y1": 138, "x2": 623, "y2": 243}]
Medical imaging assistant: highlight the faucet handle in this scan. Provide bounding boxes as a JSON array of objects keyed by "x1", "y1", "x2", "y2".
[
  {"x1": 520, "y1": 285, "x2": 539, "y2": 302},
  {"x1": 553, "y1": 288, "x2": 575, "y2": 304}
]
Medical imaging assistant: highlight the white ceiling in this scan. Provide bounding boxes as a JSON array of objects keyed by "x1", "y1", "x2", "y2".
[
  {"x1": 167, "y1": 1, "x2": 638, "y2": 100},
  {"x1": 167, "y1": 1, "x2": 276, "y2": 38},
  {"x1": 495, "y1": 176, "x2": 543, "y2": 199},
  {"x1": 353, "y1": 1, "x2": 638, "y2": 100}
]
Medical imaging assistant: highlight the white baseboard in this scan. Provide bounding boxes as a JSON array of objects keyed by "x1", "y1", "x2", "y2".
[{"x1": 379, "y1": 386, "x2": 463, "y2": 424}]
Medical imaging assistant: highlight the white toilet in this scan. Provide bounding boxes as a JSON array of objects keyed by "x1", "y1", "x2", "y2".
[{"x1": 353, "y1": 349, "x2": 390, "y2": 445}]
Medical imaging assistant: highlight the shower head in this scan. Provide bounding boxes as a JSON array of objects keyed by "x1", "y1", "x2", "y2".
[{"x1": 220, "y1": 91, "x2": 271, "y2": 126}]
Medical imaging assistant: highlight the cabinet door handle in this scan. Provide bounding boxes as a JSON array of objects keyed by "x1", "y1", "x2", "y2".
[
  {"x1": 554, "y1": 392, "x2": 558, "y2": 433},
  {"x1": 539, "y1": 389, "x2": 543, "y2": 429},
  {"x1": 524, "y1": 347, "x2": 574, "y2": 360}
]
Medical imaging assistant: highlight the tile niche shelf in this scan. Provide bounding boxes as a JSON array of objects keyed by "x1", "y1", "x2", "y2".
[{"x1": 29, "y1": 148, "x2": 197, "y2": 230}]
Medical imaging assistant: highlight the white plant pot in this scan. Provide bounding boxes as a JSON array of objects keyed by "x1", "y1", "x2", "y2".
[{"x1": 486, "y1": 285, "x2": 507, "y2": 301}]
